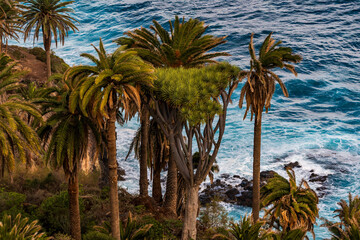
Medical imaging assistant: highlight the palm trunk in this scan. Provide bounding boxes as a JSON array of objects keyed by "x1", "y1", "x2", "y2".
[
  {"x1": 152, "y1": 154, "x2": 162, "y2": 204},
  {"x1": 139, "y1": 106, "x2": 149, "y2": 196},
  {"x1": 99, "y1": 147, "x2": 110, "y2": 189},
  {"x1": 107, "y1": 109, "x2": 120, "y2": 240},
  {"x1": 25, "y1": 151, "x2": 32, "y2": 170},
  {"x1": 163, "y1": 152, "x2": 177, "y2": 215},
  {"x1": 181, "y1": 185, "x2": 199, "y2": 240},
  {"x1": 68, "y1": 173, "x2": 81, "y2": 240},
  {"x1": 252, "y1": 112, "x2": 262, "y2": 222},
  {"x1": 43, "y1": 30, "x2": 52, "y2": 79}
]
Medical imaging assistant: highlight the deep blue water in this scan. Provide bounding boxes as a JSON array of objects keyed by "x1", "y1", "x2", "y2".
[{"x1": 18, "y1": 0, "x2": 360, "y2": 238}]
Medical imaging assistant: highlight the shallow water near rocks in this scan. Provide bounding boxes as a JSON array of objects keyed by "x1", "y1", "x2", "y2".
[{"x1": 16, "y1": 0, "x2": 360, "y2": 238}]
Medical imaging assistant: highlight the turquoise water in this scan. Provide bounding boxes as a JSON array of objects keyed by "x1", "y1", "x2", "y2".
[{"x1": 18, "y1": 0, "x2": 360, "y2": 238}]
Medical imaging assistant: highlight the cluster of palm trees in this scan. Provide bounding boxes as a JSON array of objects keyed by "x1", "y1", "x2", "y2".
[{"x1": 0, "y1": 1, "x2": 308, "y2": 240}]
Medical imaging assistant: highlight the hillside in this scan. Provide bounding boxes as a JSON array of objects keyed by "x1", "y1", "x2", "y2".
[{"x1": 6, "y1": 45, "x2": 68, "y2": 83}]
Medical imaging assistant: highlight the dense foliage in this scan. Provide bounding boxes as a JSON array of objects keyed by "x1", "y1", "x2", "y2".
[
  {"x1": 0, "y1": 2, "x2": 357, "y2": 239},
  {"x1": 155, "y1": 62, "x2": 239, "y2": 125}
]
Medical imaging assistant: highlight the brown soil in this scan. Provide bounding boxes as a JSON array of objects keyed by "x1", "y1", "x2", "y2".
[{"x1": 6, "y1": 45, "x2": 48, "y2": 83}]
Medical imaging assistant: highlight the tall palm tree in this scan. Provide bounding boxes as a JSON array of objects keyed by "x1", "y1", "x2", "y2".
[
  {"x1": 239, "y1": 33, "x2": 302, "y2": 222},
  {"x1": 0, "y1": 0, "x2": 22, "y2": 53},
  {"x1": 22, "y1": 0, "x2": 78, "y2": 78},
  {"x1": 0, "y1": 54, "x2": 42, "y2": 179},
  {"x1": 65, "y1": 39, "x2": 155, "y2": 240},
  {"x1": 126, "y1": 118, "x2": 169, "y2": 204},
  {"x1": 38, "y1": 79, "x2": 100, "y2": 240},
  {"x1": 116, "y1": 15, "x2": 229, "y2": 212},
  {"x1": 261, "y1": 168, "x2": 318, "y2": 239}
]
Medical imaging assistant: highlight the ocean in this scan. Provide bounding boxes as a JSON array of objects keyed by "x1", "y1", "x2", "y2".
[{"x1": 18, "y1": 0, "x2": 360, "y2": 238}]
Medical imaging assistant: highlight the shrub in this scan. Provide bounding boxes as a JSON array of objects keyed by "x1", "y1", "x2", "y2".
[
  {"x1": 213, "y1": 215, "x2": 268, "y2": 240},
  {"x1": 28, "y1": 47, "x2": 68, "y2": 73},
  {"x1": 37, "y1": 191, "x2": 84, "y2": 235},
  {"x1": 11, "y1": 49, "x2": 26, "y2": 60},
  {"x1": 139, "y1": 215, "x2": 182, "y2": 239},
  {"x1": 269, "y1": 228, "x2": 307, "y2": 240},
  {"x1": 0, "y1": 192, "x2": 26, "y2": 217},
  {"x1": 53, "y1": 233, "x2": 73, "y2": 240},
  {"x1": 199, "y1": 197, "x2": 231, "y2": 230},
  {"x1": 83, "y1": 231, "x2": 115, "y2": 240},
  {"x1": 94, "y1": 212, "x2": 152, "y2": 240},
  {"x1": 0, "y1": 213, "x2": 49, "y2": 240}
]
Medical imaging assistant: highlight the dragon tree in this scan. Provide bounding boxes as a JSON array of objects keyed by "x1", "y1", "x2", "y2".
[{"x1": 148, "y1": 62, "x2": 240, "y2": 240}]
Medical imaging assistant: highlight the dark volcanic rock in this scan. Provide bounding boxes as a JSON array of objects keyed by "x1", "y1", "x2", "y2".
[
  {"x1": 284, "y1": 161, "x2": 301, "y2": 169},
  {"x1": 309, "y1": 173, "x2": 327, "y2": 183},
  {"x1": 117, "y1": 167, "x2": 126, "y2": 181},
  {"x1": 260, "y1": 170, "x2": 276, "y2": 181},
  {"x1": 225, "y1": 188, "x2": 240, "y2": 200},
  {"x1": 199, "y1": 171, "x2": 276, "y2": 207},
  {"x1": 236, "y1": 191, "x2": 252, "y2": 207},
  {"x1": 200, "y1": 169, "x2": 329, "y2": 207},
  {"x1": 240, "y1": 179, "x2": 251, "y2": 188},
  {"x1": 316, "y1": 186, "x2": 328, "y2": 197},
  {"x1": 220, "y1": 173, "x2": 230, "y2": 179}
]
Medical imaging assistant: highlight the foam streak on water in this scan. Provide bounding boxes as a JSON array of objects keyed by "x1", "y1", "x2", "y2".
[{"x1": 15, "y1": 1, "x2": 360, "y2": 238}]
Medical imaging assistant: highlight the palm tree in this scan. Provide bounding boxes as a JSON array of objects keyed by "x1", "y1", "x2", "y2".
[
  {"x1": 323, "y1": 217, "x2": 360, "y2": 240},
  {"x1": 0, "y1": 54, "x2": 42, "y2": 180},
  {"x1": 93, "y1": 212, "x2": 153, "y2": 240},
  {"x1": 213, "y1": 215, "x2": 269, "y2": 240},
  {"x1": 126, "y1": 118, "x2": 169, "y2": 204},
  {"x1": 0, "y1": 0, "x2": 22, "y2": 53},
  {"x1": 65, "y1": 39, "x2": 155, "y2": 240},
  {"x1": 38, "y1": 79, "x2": 101, "y2": 240},
  {"x1": 261, "y1": 168, "x2": 318, "y2": 239},
  {"x1": 322, "y1": 194, "x2": 360, "y2": 240},
  {"x1": 335, "y1": 193, "x2": 360, "y2": 226},
  {"x1": 239, "y1": 33, "x2": 302, "y2": 222},
  {"x1": 22, "y1": 0, "x2": 78, "y2": 78},
  {"x1": 19, "y1": 82, "x2": 59, "y2": 169},
  {"x1": 0, "y1": 213, "x2": 50, "y2": 240},
  {"x1": 116, "y1": 15, "x2": 229, "y2": 213},
  {"x1": 269, "y1": 228, "x2": 307, "y2": 240}
]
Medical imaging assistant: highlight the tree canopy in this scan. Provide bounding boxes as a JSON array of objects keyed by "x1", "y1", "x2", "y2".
[{"x1": 154, "y1": 62, "x2": 240, "y2": 126}]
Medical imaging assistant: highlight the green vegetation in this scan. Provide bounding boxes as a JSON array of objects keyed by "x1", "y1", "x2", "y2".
[
  {"x1": 0, "y1": 213, "x2": 49, "y2": 240},
  {"x1": 65, "y1": 39, "x2": 155, "y2": 239},
  {"x1": 0, "y1": 53, "x2": 42, "y2": 178},
  {"x1": 322, "y1": 194, "x2": 360, "y2": 240},
  {"x1": 261, "y1": 168, "x2": 319, "y2": 239},
  {"x1": 118, "y1": 15, "x2": 231, "y2": 217},
  {"x1": 0, "y1": 3, "x2": 357, "y2": 239},
  {"x1": 213, "y1": 215, "x2": 268, "y2": 240},
  {"x1": 0, "y1": 191, "x2": 26, "y2": 218},
  {"x1": 93, "y1": 212, "x2": 153, "y2": 240}
]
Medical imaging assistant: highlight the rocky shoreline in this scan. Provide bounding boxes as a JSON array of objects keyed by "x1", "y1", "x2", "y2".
[{"x1": 199, "y1": 161, "x2": 329, "y2": 207}]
